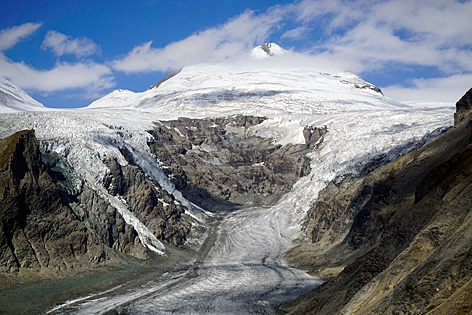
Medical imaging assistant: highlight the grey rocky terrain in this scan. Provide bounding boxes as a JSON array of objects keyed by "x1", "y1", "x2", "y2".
[
  {"x1": 149, "y1": 115, "x2": 326, "y2": 210},
  {"x1": 0, "y1": 114, "x2": 326, "y2": 309}
]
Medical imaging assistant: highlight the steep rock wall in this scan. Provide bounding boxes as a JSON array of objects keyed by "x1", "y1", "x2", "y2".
[
  {"x1": 149, "y1": 115, "x2": 325, "y2": 210},
  {"x1": 0, "y1": 130, "x2": 104, "y2": 277}
]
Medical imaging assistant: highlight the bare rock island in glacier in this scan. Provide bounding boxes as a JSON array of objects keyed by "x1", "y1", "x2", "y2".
[{"x1": 0, "y1": 44, "x2": 468, "y2": 314}]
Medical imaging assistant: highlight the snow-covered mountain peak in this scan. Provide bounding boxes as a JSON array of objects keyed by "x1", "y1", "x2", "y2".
[
  {"x1": 251, "y1": 43, "x2": 286, "y2": 59},
  {"x1": 0, "y1": 78, "x2": 48, "y2": 114},
  {"x1": 88, "y1": 88, "x2": 139, "y2": 109},
  {"x1": 89, "y1": 61, "x2": 395, "y2": 119}
]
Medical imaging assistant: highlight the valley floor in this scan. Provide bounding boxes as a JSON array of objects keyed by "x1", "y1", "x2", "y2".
[
  {"x1": 48, "y1": 205, "x2": 322, "y2": 314},
  {"x1": 0, "y1": 251, "x2": 185, "y2": 314}
]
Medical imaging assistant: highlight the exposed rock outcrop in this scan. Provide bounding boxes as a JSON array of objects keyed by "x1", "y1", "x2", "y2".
[
  {"x1": 67, "y1": 184, "x2": 148, "y2": 260},
  {"x1": 0, "y1": 130, "x2": 105, "y2": 276},
  {"x1": 284, "y1": 88, "x2": 472, "y2": 314},
  {"x1": 148, "y1": 115, "x2": 326, "y2": 210},
  {"x1": 454, "y1": 87, "x2": 472, "y2": 126},
  {"x1": 103, "y1": 156, "x2": 191, "y2": 246},
  {"x1": 0, "y1": 130, "x2": 168, "y2": 284}
]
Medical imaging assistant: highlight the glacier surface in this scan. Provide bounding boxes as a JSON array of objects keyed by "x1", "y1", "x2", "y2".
[{"x1": 0, "y1": 57, "x2": 454, "y2": 313}]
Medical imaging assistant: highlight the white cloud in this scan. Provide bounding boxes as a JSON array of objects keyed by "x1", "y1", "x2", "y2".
[
  {"x1": 383, "y1": 74, "x2": 472, "y2": 107},
  {"x1": 284, "y1": 0, "x2": 472, "y2": 104},
  {"x1": 0, "y1": 23, "x2": 113, "y2": 95},
  {"x1": 2, "y1": 1, "x2": 471, "y2": 106},
  {"x1": 281, "y1": 26, "x2": 312, "y2": 40},
  {"x1": 42, "y1": 30, "x2": 100, "y2": 58},
  {"x1": 299, "y1": 0, "x2": 472, "y2": 74},
  {"x1": 112, "y1": 0, "x2": 472, "y2": 78},
  {"x1": 0, "y1": 55, "x2": 113, "y2": 92},
  {"x1": 0, "y1": 23, "x2": 42, "y2": 51},
  {"x1": 112, "y1": 9, "x2": 284, "y2": 73}
]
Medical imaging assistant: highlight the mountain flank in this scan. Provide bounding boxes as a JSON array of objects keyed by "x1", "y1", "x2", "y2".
[
  {"x1": 0, "y1": 129, "x2": 195, "y2": 287},
  {"x1": 284, "y1": 87, "x2": 472, "y2": 314},
  {"x1": 0, "y1": 130, "x2": 105, "y2": 279}
]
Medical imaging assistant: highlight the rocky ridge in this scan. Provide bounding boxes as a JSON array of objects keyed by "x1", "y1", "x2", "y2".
[
  {"x1": 284, "y1": 87, "x2": 472, "y2": 314},
  {"x1": 103, "y1": 155, "x2": 191, "y2": 246}
]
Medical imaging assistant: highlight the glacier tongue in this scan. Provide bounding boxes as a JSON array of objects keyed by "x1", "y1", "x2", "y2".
[{"x1": 0, "y1": 59, "x2": 455, "y2": 313}]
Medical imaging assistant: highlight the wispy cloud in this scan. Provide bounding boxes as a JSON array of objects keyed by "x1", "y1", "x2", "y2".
[
  {"x1": 310, "y1": 0, "x2": 472, "y2": 74},
  {"x1": 112, "y1": 9, "x2": 284, "y2": 73},
  {"x1": 0, "y1": 23, "x2": 113, "y2": 96},
  {"x1": 383, "y1": 74, "x2": 472, "y2": 106},
  {"x1": 281, "y1": 26, "x2": 312, "y2": 41},
  {"x1": 0, "y1": 23, "x2": 42, "y2": 51},
  {"x1": 0, "y1": 56, "x2": 113, "y2": 93},
  {"x1": 287, "y1": 0, "x2": 472, "y2": 104},
  {"x1": 112, "y1": 0, "x2": 472, "y2": 78},
  {"x1": 42, "y1": 30, "x2": 100, "y2": 58}
]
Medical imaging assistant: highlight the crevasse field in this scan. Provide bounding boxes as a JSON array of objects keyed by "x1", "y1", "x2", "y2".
[{"x1": 0, "y1": 49, "x2": 454, "y2": 313}]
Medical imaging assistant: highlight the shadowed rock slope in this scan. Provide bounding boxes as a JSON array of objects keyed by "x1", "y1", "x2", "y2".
[
  {"x1": 0, "y1": 130, "x2": 192, "y2": 287},
  {"x1": 0, "y1": 130, "x2": 105, "y2": 279},
  {"x1": 284, "y1": 88, "x2": 472, "y2": 314}
]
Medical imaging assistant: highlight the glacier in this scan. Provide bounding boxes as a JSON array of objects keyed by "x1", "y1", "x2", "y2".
[{"x1": 0, "y1": 45, "x2": 455, "y2": 313}]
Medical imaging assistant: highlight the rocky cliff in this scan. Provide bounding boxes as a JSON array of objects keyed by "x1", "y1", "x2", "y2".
[
  {"x1": 0, "y1": 130, "x2": 105, "y2": 278},
  {"x1": 284, "y1": 88, "x2": 472, "y2": 314},
  {"x1": 0, "y1": 129, "x2": 191, "y2": 284},
  {"x1": 103, "y1": 155, "x2": 191, "y2": 246},
  {"x1": 149, "y1": 115, "x2": 325, "y2": 210}
]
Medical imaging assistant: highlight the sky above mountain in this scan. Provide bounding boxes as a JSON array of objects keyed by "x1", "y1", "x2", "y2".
[{"x1": 0, "y1": 0, "x2": 471, "y2": 108}]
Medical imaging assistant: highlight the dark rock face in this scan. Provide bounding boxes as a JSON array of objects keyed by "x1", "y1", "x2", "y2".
[
  {"x1": 67, "y1": 184, "x2": 147, "y2": 260},
  {"x1": 284, "y1": 89, "x2": 472, "y2": 314},
  {"x1": 148, "y1": 115, "x2": 326, "y2": 210},
  {"x1": 148, "y1": 69, "x2": 182, "y2": 90},
  {"x1": 0, "y1": 130, "x2": 159, "y2": 283},
  {"x1": 0, "y1": 130, "x2": 104, "y2": 276},
  {"x1": 103, "y1": 157, "x2": 191, "y2": 246},
  {"x1": 454, "y1": 87, "x2": 472, "y2": 125}
]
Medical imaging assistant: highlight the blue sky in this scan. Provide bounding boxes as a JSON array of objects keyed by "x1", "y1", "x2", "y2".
[{"x1": 0, "y1": 0, "x2": 471, "y2": 108}]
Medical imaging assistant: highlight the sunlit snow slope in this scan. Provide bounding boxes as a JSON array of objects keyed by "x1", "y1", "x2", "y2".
[
  {"x1": 0, "y1": 44, "x2": 455, "y2": 314},
  {"x1": 0, "y1": 78, "x2": 48, "y2": 114}
]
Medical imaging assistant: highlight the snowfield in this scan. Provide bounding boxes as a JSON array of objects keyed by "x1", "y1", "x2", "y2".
[
  {"x1": 0, "y1": 78, "x2": 49, "y2": 114},
  {"x1": 0, "y1": 45, "x2": 455, "y2": 313}
]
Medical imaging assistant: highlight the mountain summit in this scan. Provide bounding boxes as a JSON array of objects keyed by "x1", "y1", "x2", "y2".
[{"x1": 251, "y1": 43, "x2": 286, "y2": 59}]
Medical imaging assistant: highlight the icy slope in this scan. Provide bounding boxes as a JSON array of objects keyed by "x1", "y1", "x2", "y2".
[
  {"x1": 0, "y1": 44, "x2": 456, "y2": 313},
  {"x1": 88, "y1": 65, "x2": 399, "y2": 120},
  {"x1": 1, "y1": 50, "x2": 453, "y2": 254},
  {"x1": 0, "y1": 78, "x2": 48, "y2": 113},
  {"x1": 88, "y1": 89, "x2": 141, "y2": 109}
]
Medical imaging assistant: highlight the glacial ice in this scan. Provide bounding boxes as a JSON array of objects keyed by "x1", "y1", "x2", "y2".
[{"x1": 0, "y1": 61, "x2": 455, "y2": 313}]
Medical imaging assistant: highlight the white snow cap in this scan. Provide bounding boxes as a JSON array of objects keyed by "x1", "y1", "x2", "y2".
[{"x1": 251, "y1": 43, "x2": 286, "y2": 59}]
